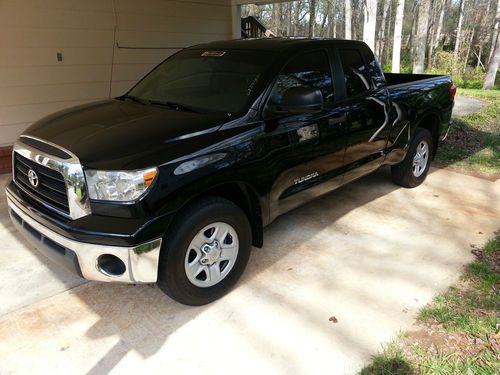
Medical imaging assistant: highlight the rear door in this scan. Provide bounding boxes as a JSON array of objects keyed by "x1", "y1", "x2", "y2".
[
  {"x1": 264, "y1": 48, "x2": 347, "y2": 221},
  {"x1": 337, "y1": 46, "x2": 391, "y2": 183}
]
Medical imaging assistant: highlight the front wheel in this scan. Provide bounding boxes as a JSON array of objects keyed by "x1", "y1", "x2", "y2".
[
  {"x1": 391, "y1": 128, "x2": 433, "y2": 188},
  {"x1": 157, "y1": 196, "x2": 252, "y2": 306}
]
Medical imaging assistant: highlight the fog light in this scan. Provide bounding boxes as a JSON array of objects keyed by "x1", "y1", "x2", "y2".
[{"x1": 96, "y1": 254, "x2": 126, "y2": 277}]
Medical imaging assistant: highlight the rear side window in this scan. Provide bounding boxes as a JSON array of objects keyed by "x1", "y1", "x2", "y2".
[
  {"x1": 339, "y1": 49, "x2": 370, "y2": 97},
  {"x1": 269, "y1": 50, "x2": 334, "y2": 104}
]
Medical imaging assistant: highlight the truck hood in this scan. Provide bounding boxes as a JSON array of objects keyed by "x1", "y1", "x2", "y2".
[{"x1": 22, "y1": 99, "x2": 231, "y2": 170}]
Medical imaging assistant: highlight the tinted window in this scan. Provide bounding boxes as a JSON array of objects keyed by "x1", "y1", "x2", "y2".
[
  {"x1": 128, "y1": 49, "x2": 273, "y2": 114},
  {"x1": 339, "y1": 49, "x2": 371, "y2": 97},
  {"x1": 360, "y1": 44, "x2": 385, "y2": 88},
  {"x1": 270, "y1": 50, "x2": 334, "y2": 105}
]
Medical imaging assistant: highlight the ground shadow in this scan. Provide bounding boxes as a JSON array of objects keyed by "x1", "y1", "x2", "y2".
[
  {"x1": 431, "y1": 114, "x2": 499, "y2": 181},
  {"x1": 359, "y1": 355, "x2": 416, "y2": 375}
]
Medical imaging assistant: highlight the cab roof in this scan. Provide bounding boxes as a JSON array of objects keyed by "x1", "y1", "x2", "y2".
[{"x1": 187, "y1": 37, "x2": 369, "y2": 52}]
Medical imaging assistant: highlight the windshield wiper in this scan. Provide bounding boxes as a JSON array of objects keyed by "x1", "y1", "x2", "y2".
[{"x1": 148, "y1": 100, "x2": 199, "y2": 113}]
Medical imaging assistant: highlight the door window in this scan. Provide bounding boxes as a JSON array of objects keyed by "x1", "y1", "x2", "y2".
[
  {"x1": 339, "y1": 49, "x2": 371, "y2": 97},
  {"x1": 269, "y1": 50, "x2": 334, "y2": 105}
]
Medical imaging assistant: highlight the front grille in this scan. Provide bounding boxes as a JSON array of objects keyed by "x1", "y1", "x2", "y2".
[{"x1": 13, "y1": 152, "x2": 70, "y2": 215}]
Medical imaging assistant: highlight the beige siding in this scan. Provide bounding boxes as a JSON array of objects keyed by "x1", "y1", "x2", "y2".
[{"x1": 0, "y1": 0, "x2": 234, "y2": 147}]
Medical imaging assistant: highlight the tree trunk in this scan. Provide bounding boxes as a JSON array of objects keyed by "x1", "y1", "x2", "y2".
[
  {"x1": 382, "y1": 0, "x2": 393, "y2": 64},
  {"x1": 320, "y1": 1, "x2": 330, "y2": 37},
  {"x1": 434, "y1": 0, "x2": 447, "y2": 50},
  {"x1": 413, "y1": 0, "x2": 431, "y2": 73},
  {"x1": 392, "y1": 0, "x2": 405, "y2": 73},
  {"x1": 454, "y1": 0, "x2": 465, "y2": 59},
  {"x1": 464, "y1": 6, "x2": 480, "y2": 73},
  {"x1": 476, "y1": 45, "x2": 483, "y2": 68},
  {"x1": 488, "y1": 0, "x2": 500, "y2": 64},
  {"x1": 272, "y1": 4, "x2": 279, "y2": 36},
  {"x1": 287, "y1": 2, "x2": 292, "y2": 36},
  {"x1": 293, "y1": 2, "x2": 300, "y2": 35},
  {"x1": 345, "y1": 0, "x2": 352, "y2": 39},
  {"x1": 464, "y1": 29, "x2": 474, "y2": 73},
  {"x1": 363, "y1": 0, "x2": 378, "y2": 51},
  {"x1": 484, "y1": 33, "x2": 500, "y2": 89},
  {"x1": 408, "y1": 1, "x2": 419, "y2": 62},
  {"x1": 484, "y1": 0, "x2": 500, "y2": 88},
  {"x1": 427, "y1": 0, "x2": 437, "y2": 69},
  {"x1": 308, "y1": 0, "x2": 316, "y2": 37},
  {"x1": 377, "y1": 0, "x2": 391, "y2": 59},
  {"x1": 353, "y1": 0, "x2": 363, "y2": 40}
]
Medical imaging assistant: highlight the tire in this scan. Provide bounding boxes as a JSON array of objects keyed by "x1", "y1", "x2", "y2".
[
  {"x1": 391, "y1": 128, "x2": 433, "y2": 188},
  {"x1": 157, "y1": 196, "x2": 252, "y2": 306}
]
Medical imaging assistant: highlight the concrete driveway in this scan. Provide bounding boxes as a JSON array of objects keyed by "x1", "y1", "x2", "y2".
[
  {"x1": 0, "y1": 167, "x2": 498, "y2": 375},
  {"x1": 452, "y1": 95, "x2": 486, "y2": 117}
]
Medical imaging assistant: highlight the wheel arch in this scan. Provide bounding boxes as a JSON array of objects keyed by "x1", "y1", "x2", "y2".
[
  {"x1": 174, "y1": 181, "x2": 265, "y2": 248},
  {"x1": 203, "y1": 182, "x2": 264, "y2": 248},
  {"x1": 415, "y1": 112, "x2": 440, "y2": 158}
]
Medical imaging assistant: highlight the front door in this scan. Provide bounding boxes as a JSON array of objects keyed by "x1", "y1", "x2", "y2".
[{"x1": 264, "y1": 49, "x2": 347, "y2": 221}]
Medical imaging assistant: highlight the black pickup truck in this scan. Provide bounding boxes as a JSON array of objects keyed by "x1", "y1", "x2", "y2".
[{"x1": 6, "y1": 38, "x2": 455, "y2": 305}]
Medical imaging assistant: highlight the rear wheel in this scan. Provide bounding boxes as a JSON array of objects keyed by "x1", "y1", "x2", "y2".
[
  {"x1": 391, "y1": 128, "x2": 433, "y2": 188},
  {"x1": 157, "y1": 196, "x2": 251, "y2": 306}
]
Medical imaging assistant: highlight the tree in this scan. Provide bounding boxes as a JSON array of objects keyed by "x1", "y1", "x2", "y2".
[
  {"x1": 319, "y1": 0, "x2": 331, "y2": 37},
  {"x1": 392, "y1": 0, "x2": 405, "y2": 73},
  {"x1": 484, "y1": 0, "x2": 500, "y2": 88},
  {"x1": 413, "y1": 0, "x2": 431, "y2": 73},
  {"x1": 431, "y1": 0, "x2": 448, "y2": 66},
  {"x1": 363, "y1": 0, "x2": 378, "y2": 51},
  {"x1": 488, "y1": 0, "x2": 500, "y2": 64},
  {"x1": 242, "y1": 0, "x2": 499, "y2": 82},
  {"x1": 345, "y1": 0, "x2": 352, "y2": 39},
  {"x1": 454, "y1": 0, "x2": 465, "y2": 59},
  {"x1": 376, "y1": 0, "x2": 391, "y2": 59},
  {"x1": 309, "y1": 0, "x2": 316, "y2": 37}
]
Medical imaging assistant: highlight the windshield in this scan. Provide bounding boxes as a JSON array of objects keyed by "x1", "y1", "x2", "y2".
[{"x1": 126, "y1": 49, "x2": 274, "y2": 114}]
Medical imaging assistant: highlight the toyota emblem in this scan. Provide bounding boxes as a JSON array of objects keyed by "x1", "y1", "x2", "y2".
[{"x1": 28, "y1": 169, "x2": 39, "y2": 188}]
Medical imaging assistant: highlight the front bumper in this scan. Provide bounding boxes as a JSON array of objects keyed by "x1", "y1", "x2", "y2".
[{"x1": 7, "y1": 189, "x2": 162, "y2": 283}]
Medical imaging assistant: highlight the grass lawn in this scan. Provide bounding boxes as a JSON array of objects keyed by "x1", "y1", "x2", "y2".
[
  {"x1": 359, "y1": 234, "x2": 500, "y2": 375},
  {"x1": 434, "y1": 89, "x2": 500, "y2": 179}
]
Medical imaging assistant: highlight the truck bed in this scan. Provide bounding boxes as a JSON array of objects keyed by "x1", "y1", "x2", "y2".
[{"x1": 384, "y1": 72, "x2": 448, "y2": 88}]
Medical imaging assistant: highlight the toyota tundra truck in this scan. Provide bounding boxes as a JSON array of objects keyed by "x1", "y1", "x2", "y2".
[{"x1": 5, "y1": 38, "x2": 455, "y2": 305}]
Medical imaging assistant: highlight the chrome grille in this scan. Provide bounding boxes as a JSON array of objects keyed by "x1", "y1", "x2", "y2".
[
  {"x1": 14, "y1": 152, "x2": 70, "y2": 215},
  {"x1": 13, "y1": 136, "x2": 91, "y2": 220}
]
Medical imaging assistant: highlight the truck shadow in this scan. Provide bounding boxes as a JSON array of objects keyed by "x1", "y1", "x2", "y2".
[
  {"x1": 431, "y1": 117, "x2": 499, "y2": 181},
  {"x1": 1, "y1": 165, "x2": 497, "y2": 374}
]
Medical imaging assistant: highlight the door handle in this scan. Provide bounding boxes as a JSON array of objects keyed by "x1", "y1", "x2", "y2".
[{"x1": 328, "y1": 115, "x2": 347, "y2": 125}]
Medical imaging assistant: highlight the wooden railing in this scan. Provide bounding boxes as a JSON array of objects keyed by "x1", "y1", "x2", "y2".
[{"x1": 241, "y1": 16, "x2": 276, "y2": 39}]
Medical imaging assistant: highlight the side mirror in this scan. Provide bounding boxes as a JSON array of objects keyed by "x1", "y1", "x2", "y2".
[{"x1": 270, "y1": 86, "x2": 324, "y2": 115}]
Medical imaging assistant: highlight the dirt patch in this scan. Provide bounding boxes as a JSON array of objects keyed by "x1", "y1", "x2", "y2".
[{"x1": 401, "y1": 326, "x2": 500, "y2": 362}]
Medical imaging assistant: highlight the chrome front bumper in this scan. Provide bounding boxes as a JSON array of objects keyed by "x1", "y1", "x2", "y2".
[{"x1": 7, "y1": 190, "x2": 162, "y2": 283}]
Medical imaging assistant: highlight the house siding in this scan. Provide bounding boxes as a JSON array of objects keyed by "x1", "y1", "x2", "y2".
[{"x1": 0, "y1": 0, "x2": 234, "y2": 149}]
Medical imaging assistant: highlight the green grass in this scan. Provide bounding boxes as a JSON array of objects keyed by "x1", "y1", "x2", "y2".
[
  {"x1": 435, "y1": 89, "x2": 500, "y2": 178},
  {"x1": 360, "y1": 348, "x2": 416, "y2": 375},
  {"x1": 417, "y1": 234, "x2": 499, "y2": 337},
  {"x1": 360, "y1": 236, "x2": 500, "y2": 375},
  {"x1": 415, "y1": 349, "x2": 498, "y2": 375}
]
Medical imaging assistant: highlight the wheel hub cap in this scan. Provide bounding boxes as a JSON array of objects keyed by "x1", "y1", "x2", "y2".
[
  {"x1": 200, "y1": 241, "x2": 221, "y2": 266},
  {"x1": 184, "y1": 222, "x2": 239, "y2": 288},
  {"x1": 412, "y1": 140, "x2": 429, "y2": 178}
]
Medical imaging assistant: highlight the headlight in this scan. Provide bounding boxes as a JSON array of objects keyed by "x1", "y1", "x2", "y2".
[{"x1": 85, "y1": 168, "x2": 157, "y2": 202}]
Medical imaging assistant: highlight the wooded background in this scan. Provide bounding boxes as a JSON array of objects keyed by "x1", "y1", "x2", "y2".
[{"x1": 242, "y1": 0, "x2": 500, "y2": 89}]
